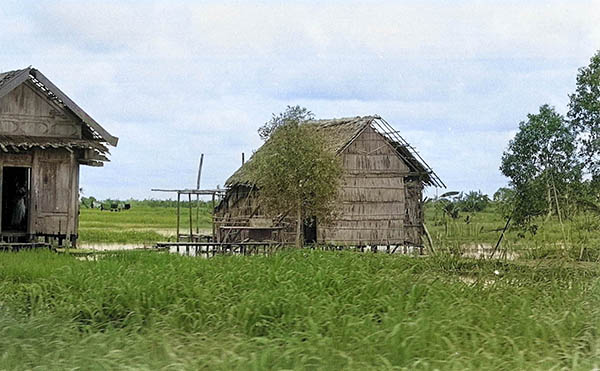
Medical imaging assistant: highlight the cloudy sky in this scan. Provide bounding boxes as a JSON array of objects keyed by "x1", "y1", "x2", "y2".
[{"x1": 1, "y1": 0, "x2": 599, "y2": 199}]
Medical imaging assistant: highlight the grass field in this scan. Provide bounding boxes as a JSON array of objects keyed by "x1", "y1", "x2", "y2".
[
  {"x1": 78, "y1": 204, "x2": 213, "y2": 244},
  {"x1": 79, "y1": 202, "x2": 600, "y2": 263},
  {"x1": 5, "y1": 202, "x2": 599, "y2": 369},
  {"x1": 425, "y1": 205, "x2": 600, "y2": 261},
  {"x1": 1, "y1": 249, "x2": 598, "y2": 370}
]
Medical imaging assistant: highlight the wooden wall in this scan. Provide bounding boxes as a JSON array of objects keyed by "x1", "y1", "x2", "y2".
[
  {"x1": 0, "y1": 148, "x2": 80, "y2": 241},
  {"x1": 0, "y1": 81, "x2": 82, "y2": 138},
  {"x1": 32, "y1": 149, "x2": 80, "y2": 238}
]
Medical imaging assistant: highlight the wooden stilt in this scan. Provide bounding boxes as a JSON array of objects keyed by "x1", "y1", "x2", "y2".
[
  {"x1": 188, "y1": 193, "x2": 193, "y2": 241},
  {"x1": 176, "y1": 192, "x2": 181, "y2": 242},
  {"x1": 196, "y1": 154, "x2": 204, "y2": 235},
  {"x1": 211, "y1": 193, "x2": 216, "y2": 242}
]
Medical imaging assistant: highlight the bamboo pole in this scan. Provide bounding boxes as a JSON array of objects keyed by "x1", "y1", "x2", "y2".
[
  {"x1": 188, "y1": 193, "x2": 193, "y2": 241},
  {"x1": 490, "y1": 215, "x2": 511, "y2": 259},
  {"x1": 196, "y1": 154, "x2": 204, "y2": 234},
  {"x1": 212, "y1": 193, "x2": 216, "y2": 242},
  {"x1": 176, "y1": 191, "x2": 181, "y2": 242},
  {"x1": 551, "y1": 179, "x2": 566, "y2": 241},
  {"x1": 423, "y1": 223, "x2": 434, "y2": 255}
]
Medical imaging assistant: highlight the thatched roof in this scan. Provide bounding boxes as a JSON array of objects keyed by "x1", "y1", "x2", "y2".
[
  {"x1": 226, "y1": 115, "x2": 445, "y2": 188},
  {"x1": 0, "y1": 67, "x2": 118, "y2": 147}
]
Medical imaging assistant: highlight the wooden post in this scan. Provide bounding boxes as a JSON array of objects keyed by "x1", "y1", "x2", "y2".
[
  {"x1": 196, "y1": 154, "x2": 204, "y2": 234},
  {"x1": 188, "y1": 193, "x2": 193, "y2": 241},
  {"x1": 490, "y1": 215, "x2": 511, "y2": 259},
  {"x1": 295, "y1": 201, "x2": 302, "y2": 249},
  {"x1": 212, "y1": 193, "x2": 216, "y2": 242},
  {"x1": 242, "y1": 152, "x2": 245, "y2": 165},
  {"x1": 176, "y1": 191, "x2": 181, "y2": 242},
  {"x1": 423, "y1": 223, "x2": 435, "y2": 255}
]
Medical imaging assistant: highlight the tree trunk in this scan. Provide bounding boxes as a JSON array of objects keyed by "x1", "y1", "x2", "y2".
[
  {"x1": 546, "y1": 182, "x2": 553, "y2": 219},
  {"x1": 295, "y1": 201, "x2": 303, "y2": 249},
  {"x1": 551, "y1": 178, "x2": 567, "y2": 245}
]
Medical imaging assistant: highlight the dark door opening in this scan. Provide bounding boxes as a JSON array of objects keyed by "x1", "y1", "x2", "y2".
[
  {"x1": 304, "y1": 216, "x2": 317, "y2": 244},
  {"x1": 2, "y1": 167, "x2": 30, "y2": 233}
]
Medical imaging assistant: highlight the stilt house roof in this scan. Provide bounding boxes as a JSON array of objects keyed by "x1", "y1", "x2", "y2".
[
  {"x1": 227, "y1": 115, "x2": 444, "y2": 188},
  {"x1": 0, "y1": 67, "x2": 118, "y2": 158}
]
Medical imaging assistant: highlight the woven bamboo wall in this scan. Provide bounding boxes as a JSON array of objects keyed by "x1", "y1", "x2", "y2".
[{"x1": 319, "y1": 126, "x2": 411, "y2": 245}]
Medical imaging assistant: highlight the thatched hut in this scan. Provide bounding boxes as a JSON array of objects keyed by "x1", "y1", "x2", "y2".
[
  {"x1": 0, "y1": 67, "x2": 117, "y2": 245},
  {"x1": 215, "y1": 115, "x2": 443, "y2": 247}
]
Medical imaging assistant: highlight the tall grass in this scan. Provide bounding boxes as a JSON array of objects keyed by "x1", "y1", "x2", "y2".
[
  {"x1": 426, "y1": 204, "x2": 600, "y2": 261},
  {"x1": 0, "y1": 250, "x2": 598, "y2": 369}
]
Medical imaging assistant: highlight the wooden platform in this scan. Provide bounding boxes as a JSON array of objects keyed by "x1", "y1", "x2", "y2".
[
  {"x1": 154, "y1": 241, "x2": 424, "y2": 257},
  {"x1": 154, "y1": 241, "x2": 285, "y2": 257}
]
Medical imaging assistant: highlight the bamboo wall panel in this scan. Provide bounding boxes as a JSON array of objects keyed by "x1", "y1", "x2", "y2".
[
  {"x1": 342, "y1": 154, "x2": 409, "y2": 173},
  {"x1": 325, "y1": 219, "x2": 403, "y2": 230},
  {"x1": 335, "y1": 201, "x2": 405, "y2": 218},
  {"x1": 320, "y1": 227, "x2": 403, "y2": 244},
  {"x1": 342, "y1": 126, "x2": 410, "y2": 173},
  {"x1": 342, "y1": 176, "x2": 403, "y2": 188},
  {"x1": 403, "y1": 179, "x2": 423, "y2": 245},
  {"x1": 319, "y1": 126, "x2": 410, "y2": 245},
  {"x1": 339, "y1": 187, "x2": 404, "y2": 203}
]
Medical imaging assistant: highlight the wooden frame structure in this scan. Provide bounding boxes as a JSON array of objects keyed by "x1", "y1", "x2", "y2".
[{"x1": 151, "y1": 188, "x2": 225, "y2": 242}]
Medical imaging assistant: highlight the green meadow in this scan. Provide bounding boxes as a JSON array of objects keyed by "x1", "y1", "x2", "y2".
[
  {"x1": 78, "y1": 202, "x2": 213, "y2": 244},
  {"x1": 1, "y1": 249, "x2": 599, "y2": 370},
  {"x1": 1, "y1": 202, "x2": 599, "y2": 369},
  {"x1": 78, "y1": 201, "x2": 600, "y2": 262},
  {"x1": 425, "y1": 204, "x2": 600, "y2": 262}
]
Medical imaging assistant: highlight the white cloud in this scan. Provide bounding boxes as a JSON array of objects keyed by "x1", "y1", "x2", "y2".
[{"x1": 1, "y1": 0, "x2": 599, "y2": 199}]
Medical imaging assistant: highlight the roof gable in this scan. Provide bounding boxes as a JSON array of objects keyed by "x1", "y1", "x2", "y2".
[
  {"x1": 0, "y1": 67, "x2": 118, "y2": 146},
  {"x1": 226, "y1": 115, "x2": 445, "y2": 188}
]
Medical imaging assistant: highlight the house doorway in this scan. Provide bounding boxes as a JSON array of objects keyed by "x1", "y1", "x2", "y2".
[{"x1": 2, "y1": 166, "x2": 30, "y2": 233}]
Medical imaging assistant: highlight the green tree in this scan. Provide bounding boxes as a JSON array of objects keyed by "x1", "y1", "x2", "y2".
[
  {"x1": 493, "y1": 187, "x2": 516, "y2": 218},
  {"x1": 250, "y1": 109, "x2": 342, "y2": 248},
  {"x1": 568, "y1": 50, "x2": 600, "y2": 178},
  {"x1": 456, "y1": 190, "x2": 490, "y2": 212},
  {"x1": 258, "y1": 105, "x2": 314, "y2": 141},
  {"x1": 500, "y1": 105, "x2": 581, "y2": 229}
]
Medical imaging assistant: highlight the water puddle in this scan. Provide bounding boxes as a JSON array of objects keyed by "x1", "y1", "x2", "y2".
[
  {"x1": 78, "y1": 243, "x2": 150, "y2": 251},
  {"x1": 459, "y1": 243, "x2": 519, "y2": 260}
]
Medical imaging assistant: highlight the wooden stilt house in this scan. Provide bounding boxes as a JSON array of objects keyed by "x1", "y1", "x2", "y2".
[
  {"x1": 215, "y1": 115, "x2": 444, "y2": 246},
  {"x1": 0, "y1": 67, "x2": 118, "y2": 245}
]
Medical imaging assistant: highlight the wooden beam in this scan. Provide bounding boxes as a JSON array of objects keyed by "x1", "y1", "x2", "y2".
[{"x1": 151, "y1": 188, "x2": 225, "y2": 195}]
